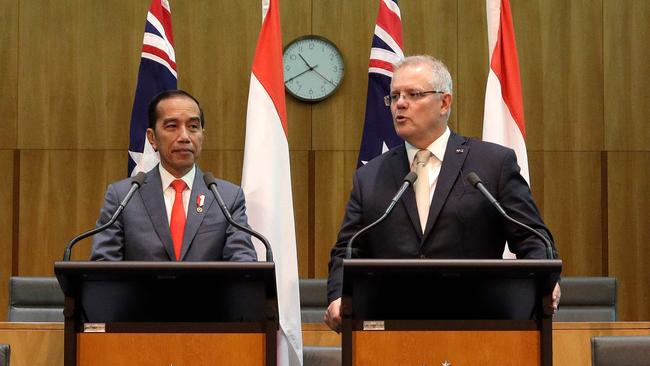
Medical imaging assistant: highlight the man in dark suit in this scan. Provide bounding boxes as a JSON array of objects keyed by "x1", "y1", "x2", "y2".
[
  {"x1": 324, "y1": 55, "x2": 560, "y2": 331},
  {"x1": 91, "y1": 90, "x2": 257, "y2": 262}
]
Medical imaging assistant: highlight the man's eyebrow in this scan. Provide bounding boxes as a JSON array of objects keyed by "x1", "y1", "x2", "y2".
[
  {"x1": 162, "y1": 116, "x2": 200, "y2": 123},
  {"x1": 391, "y1": 87, "x2": 420, "y2": 91}
]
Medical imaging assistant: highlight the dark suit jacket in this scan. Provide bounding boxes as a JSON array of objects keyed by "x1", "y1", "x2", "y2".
[
  {"x1": 327, "y1": 132, "x2": 556, "y2": 302},
  {"x1": 91, "y1": 165, "x2": 257, "y2": 261}
]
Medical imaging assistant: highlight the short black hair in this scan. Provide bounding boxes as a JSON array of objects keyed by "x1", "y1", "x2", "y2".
[{"x1": 147, "y1": 89, "x2": 205, "y2": 130}]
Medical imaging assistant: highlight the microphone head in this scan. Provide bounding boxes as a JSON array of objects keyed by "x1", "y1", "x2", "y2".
[
  {"x1": 466, "y1": 172, "x2": 482, "y2": 187},
  {"x1": 404, "y1": 171, "x2": 418, "y2": 185},
  {"x1": 203, "y1": 172, "x2": 217, "y2": 187},
  {"x1": 131, "y1": 172, "x2": 147, "y2": 187}
]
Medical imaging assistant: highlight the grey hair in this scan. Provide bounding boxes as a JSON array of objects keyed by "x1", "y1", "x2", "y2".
[{"x1": 393, "y1": 55, "x2": 453, "y2": 95}]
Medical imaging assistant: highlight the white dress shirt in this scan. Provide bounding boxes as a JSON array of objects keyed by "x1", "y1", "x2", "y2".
[
  {"x1": 405, "y1": 127, "x2": 450, "y2": 201},
  {"x1": 159, "y1": 164, "x2": 196, "y2": 224}
]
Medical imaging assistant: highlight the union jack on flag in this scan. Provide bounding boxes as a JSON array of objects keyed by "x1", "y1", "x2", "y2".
[
  {"x1": 357, "y1": 0, "x2": 404, "y2": 167},
  {"x1": 128, "y1": 0, "x2": 177, "y2": 177}
]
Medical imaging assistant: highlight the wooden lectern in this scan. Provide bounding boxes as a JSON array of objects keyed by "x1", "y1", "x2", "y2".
[
  {"x1": 341, "y1": 259, "x2": 561, "y2": 366},
  {"x1": 54, "y1": 261, "x2": 278, "y2": 366}
]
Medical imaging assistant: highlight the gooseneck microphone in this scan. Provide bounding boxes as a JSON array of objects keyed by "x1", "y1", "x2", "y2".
[
  {"x1": 345, "y1": 172, "x2": 418, "y2": 259},
  {"x1": 203, "y1": 172, "x2": 273, "y2": 262},
  {"x1": 466, "y1": 172, "x2": 555, "y2": 259},
  {"x1": 63, "y1": 172, "x2": 147, "y2": 261}
]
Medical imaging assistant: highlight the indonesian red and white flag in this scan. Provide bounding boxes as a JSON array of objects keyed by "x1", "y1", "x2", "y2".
[
  {"x1": 241, "y1": 0, "x2": 303, "y2": 364},
  {"x1": 483, "y1": 0, "x2": 528, "y2": 258}
]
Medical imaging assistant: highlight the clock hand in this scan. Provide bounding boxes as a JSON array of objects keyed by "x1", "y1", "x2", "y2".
[
  {"x1": 285, "y1": 60, "x2": 324, "y2": 84},
  {"x1": 285, "y1": 67, "x2": 312, "y2": 84},
  {"x1": 311, "y1": 67, "x2": 337, "y2": 87},
  {"x1": 298, "y1": 54, "x2": 316, "y2": 70}
]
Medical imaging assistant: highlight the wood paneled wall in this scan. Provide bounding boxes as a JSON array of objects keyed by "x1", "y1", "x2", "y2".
[{"x1": 0, "y1": 0, "x2": 648, "y2": 321}]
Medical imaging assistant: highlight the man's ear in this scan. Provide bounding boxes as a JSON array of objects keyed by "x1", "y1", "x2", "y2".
[
  {"x1": 441, "y1": 93, "x2": 453, "y2": 115},
  {"x1": 146, "y1": 128, "x2": 157, "y2": 151}
]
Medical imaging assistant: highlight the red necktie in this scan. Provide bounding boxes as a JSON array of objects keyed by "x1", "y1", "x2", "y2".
[{"x1": 170, "y1": 179, "x2": 187, "y2": 261}]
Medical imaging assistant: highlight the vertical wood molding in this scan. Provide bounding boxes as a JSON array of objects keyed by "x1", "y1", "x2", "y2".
[
  {"x1": 308, "y1": 150, "x2": 316, "y2": 278},
  {"x1": 600, "y1": 151, "x2": 608, "y2": 277},
  {"x1": 12, "y1": 149, "x2": 20, "y2": 275}
]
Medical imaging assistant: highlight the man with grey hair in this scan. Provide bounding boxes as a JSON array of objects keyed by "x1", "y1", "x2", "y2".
[{"x1": 324, "y1": 55, "x2": 560, "y2": 331}]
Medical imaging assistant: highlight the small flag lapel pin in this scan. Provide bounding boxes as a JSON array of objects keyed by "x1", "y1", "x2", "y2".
[{"x1": 196, "y1": 194, "x2": 205, "y2": 213}]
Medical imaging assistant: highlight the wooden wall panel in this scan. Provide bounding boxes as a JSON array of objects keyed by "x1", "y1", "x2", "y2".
[
  {"x1": 603, "y1": 0, "x2": 650, "y2": 151},
  {"x1": 311, "y1": 0, "x2": 375, "y2": 151},
  {"x1": 402, "y1": 0, "x2": 458, "y2": 67},
  {"x1": 403, "y1": 0, "x2": 459, "y2": 132},
  {"x1": 457, "y1": 0, "x2": 488, "y2": 138},
  {"x1": 313, "y1": 151, "x2": 357, "y2": 277},
  {"x1": 195, "y1": 150, "x2": 245, "y2": 186},
  {"x1": 607, "y1": 152, "x2": 650, "y2": 321},
  {"x1": 0, "y1": 151, "x2": 15, "y2": 321},
  {"x1": 523, "y1": 0, "x2": 603, "y2": 151},
  {"x1": 0, "y1": 0, "x2": 18, "y2": 149},
  {"x1": 174, "y1": 0, "x2": 258, "y2": 151},
  {"x1": 18, "y1": 150, "x2": 125, "y2": 275},
  {"x1": 538, "y1": 152, "x2": 603, "y2": 276},
  {"x1": 510, "y1": 1, "x2": 545, "y2": 151},
  {"x1": 18, "y1": 0, "x2": 144, "y2": 150}
]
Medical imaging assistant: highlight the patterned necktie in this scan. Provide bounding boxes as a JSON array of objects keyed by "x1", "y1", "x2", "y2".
[
  {"x1": 412, "y1": 149, "x2": 432, "y2": 233},
  {"x1": 170, "y1": 179, "x2": 187, "y2": 261}
]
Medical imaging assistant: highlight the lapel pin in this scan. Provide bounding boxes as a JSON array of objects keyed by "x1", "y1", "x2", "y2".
[
  {"x1": 455, "y1": 148, "x2": 464, "y2": 153},
  {"x1": 196, "y1": 194, "x2": 205, "y2": 213}
]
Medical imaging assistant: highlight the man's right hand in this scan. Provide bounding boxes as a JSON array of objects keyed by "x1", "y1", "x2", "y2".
[{"x1": 324, "y1": 297, "x2": 342, "y2": 332}]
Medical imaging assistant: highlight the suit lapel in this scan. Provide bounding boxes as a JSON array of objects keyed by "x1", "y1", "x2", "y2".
[
  {"x1": 423, "y1": 133, "x2": 470, "y2": 239},
  {"x1": 180, "y1": 168, "x2": 214, "y2": 260},
  {"x1": 140, "y1": 166, "x2": 175, "y2": 260},
  {"x1": 387, "y1": 145, "x2": 422, "y2": 238}
]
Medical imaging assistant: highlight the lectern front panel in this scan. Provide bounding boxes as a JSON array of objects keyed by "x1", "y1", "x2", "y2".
[
  {"x1": 352, "y1": 329, "x2": 540, "y2": 366},
  {"x1": 77, "y1": 332, "x2": 265, "y2": 366}
]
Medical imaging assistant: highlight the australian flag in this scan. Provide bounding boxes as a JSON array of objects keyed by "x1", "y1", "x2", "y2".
[
  {"x1": 357, "y1": 0, "x2": 404, "y2": 167},
  {"x1": 127, "y1": 0, "x2": 177, "y2": 176}
]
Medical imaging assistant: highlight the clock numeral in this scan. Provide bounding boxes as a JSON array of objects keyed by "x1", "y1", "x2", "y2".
[
  {"x1": 308, "y1": 42, "x2": 315, "y2": 50},
  {"x1": 289, "y1": 54, "x2": 296, "y2": 61},
  {"x1": 309, "y1": 89, "x2": 314, "y2": 95},
  {"x1": 285, "y1": 65, "x2": 290, "y2": 71},
  {"x1": 333, "y1": 66, "x2": 338, "y2": 72},
  {"x1": 321, "y1": 85, "x2": 326, "y2": 92}
]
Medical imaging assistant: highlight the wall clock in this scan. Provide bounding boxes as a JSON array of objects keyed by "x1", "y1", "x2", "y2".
[{"x1": 283, "y1": 35, "x2": 344, "y2": 102}]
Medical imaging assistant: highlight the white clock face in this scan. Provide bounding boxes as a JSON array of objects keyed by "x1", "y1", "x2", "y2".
[{"x1": 283, "y1": 36, "x2": 344, "y2": 102}]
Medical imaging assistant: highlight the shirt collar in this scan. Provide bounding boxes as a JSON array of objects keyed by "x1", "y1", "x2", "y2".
[
  {"x1": 159, "y1": 164, "x2": 195, "y2": 191},
  {"x1": 405, "y1": 127, "x2": 451, "y2": 164}
]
